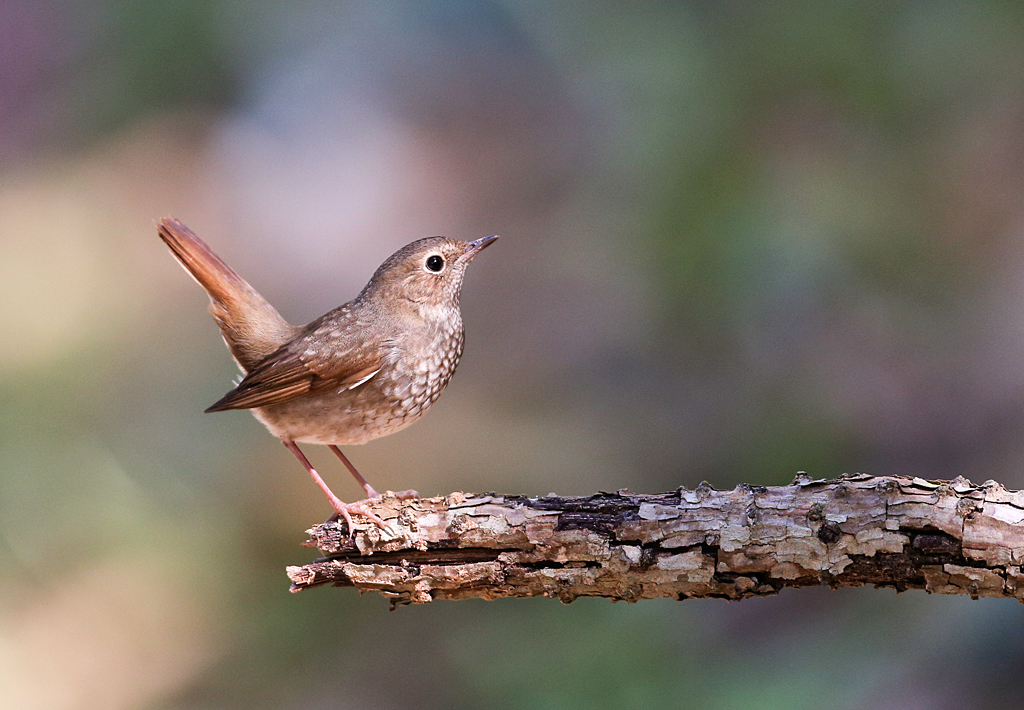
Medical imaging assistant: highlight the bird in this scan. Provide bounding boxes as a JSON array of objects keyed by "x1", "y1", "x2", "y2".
[{"x1": 157, "y1": 218, "x2": 497, "y2": 531}]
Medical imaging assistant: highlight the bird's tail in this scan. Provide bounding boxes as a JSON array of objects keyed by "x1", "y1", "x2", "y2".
[{"x1": 157, "y1": 218, "x2": 297, "y2": 371}]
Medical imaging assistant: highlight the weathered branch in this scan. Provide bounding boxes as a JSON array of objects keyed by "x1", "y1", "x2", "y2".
[{"x1": 286, "y1": 474, "x2": 1024, "y2": 606}]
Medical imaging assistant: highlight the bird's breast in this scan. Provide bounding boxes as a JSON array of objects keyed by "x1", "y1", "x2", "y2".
[{"x1": 381, "y1": 316, "x2": 465, "y2": 419}]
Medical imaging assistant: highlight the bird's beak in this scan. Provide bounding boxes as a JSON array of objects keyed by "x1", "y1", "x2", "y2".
[{"x1": 459, "y1": 235, "x2": 499, "y2": 263}]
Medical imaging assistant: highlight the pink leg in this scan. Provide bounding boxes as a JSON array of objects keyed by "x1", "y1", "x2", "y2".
[
  {"x1": 328, "y1": 445, "x2": 419, "y2": 500},
  {"x1": 282, "y1": 440, "x2": 390, "y2": 532},
  {"x1": 328, "y1": 445, "x2": 379, "y2": 498}
]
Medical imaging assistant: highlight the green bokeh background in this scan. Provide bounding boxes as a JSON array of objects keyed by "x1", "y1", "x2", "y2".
[{"x1": 3, "y1": 2, "x2": 1024, "y2": 708}]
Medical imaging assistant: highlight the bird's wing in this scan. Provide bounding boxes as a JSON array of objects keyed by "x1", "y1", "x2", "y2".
[{"x1": 205, "y1": 311, "x2": 383, "y2": 412}]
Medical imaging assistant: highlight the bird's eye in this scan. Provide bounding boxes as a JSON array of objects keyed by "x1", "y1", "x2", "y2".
[{"x1": 425, "y1": 255, "x2": 445, "y2": 272}]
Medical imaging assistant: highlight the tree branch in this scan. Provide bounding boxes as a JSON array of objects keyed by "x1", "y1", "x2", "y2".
[{"x1": 286, "y1": 473, "x2": 1024, "y2": 606}]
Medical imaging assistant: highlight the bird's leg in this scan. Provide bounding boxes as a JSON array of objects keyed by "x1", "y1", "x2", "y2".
[
  {"x1": 282, "y1": 440, "x2": 390, "y2": 532},
  {"x1": 328, "y1": 445, "x2": 419, "y2": 501},
  {"x1": 327, "y1": 445, "x2": 379, "y2": 498}
]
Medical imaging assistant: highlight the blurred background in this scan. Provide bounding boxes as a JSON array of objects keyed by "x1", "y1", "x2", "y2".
[{"x1": 2, "y1": 1, "x2": 1024, "y2": 707}]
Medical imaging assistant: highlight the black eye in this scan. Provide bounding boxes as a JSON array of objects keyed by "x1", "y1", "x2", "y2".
[{"x1": 425, "y1": 255, "x2": 444, "y2": 272}]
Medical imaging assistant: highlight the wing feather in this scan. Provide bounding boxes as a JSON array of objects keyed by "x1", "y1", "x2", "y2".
[{"x1": 205, "y1": 309, "x2": 383, "y2": 412}]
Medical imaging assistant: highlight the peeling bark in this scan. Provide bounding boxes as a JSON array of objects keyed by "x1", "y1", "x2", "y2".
[{"x1": 286, "y1": 474, "x2": 1024, "y2": 606}]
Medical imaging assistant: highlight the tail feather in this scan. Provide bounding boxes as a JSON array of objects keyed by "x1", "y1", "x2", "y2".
[{"x1": 158, "y1": 218, "x2": 298, "y2": 371}]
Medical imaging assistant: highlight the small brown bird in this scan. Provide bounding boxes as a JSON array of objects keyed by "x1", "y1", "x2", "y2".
[{"x1": 157, "y1": 218, "x2": 497, "y2": 530}]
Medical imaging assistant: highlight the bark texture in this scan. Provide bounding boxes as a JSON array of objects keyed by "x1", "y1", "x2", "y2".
[{"x1": 286, "y1": 473, "x2": 1024, "y2": 606}]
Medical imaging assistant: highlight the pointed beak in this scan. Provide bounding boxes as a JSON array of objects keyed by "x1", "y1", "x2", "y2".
[{"x1": 459, "y1": 235, "x2": 499, "y2": 263}]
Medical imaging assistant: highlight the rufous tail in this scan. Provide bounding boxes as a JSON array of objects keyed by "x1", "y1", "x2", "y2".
[{"x1": 157, "y1": 218, "x2": 298, "y2": 371}]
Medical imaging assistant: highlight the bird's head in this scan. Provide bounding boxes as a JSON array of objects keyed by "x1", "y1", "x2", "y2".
[{"x1": 360, "y1": 235, "x2": 499, "y2": 314}]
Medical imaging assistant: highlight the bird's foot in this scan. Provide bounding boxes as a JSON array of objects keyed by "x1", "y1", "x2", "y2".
[{"x1": 326, "y1": 497, "x2": 393, "y2": 535}]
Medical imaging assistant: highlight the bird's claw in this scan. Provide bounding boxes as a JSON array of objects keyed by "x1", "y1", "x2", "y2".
[{"x1": 327, "y1": 499, "x2": 395, "y2": 536}]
